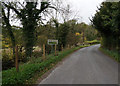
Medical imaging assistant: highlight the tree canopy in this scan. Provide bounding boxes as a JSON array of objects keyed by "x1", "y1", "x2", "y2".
[{"x1": 91, "y1": 2, "x2": 120, "y2": 51}]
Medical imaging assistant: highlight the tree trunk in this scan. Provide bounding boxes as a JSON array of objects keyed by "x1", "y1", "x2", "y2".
[{"x1": 22, "y1": 22, "x2": 36, "y2": 58}]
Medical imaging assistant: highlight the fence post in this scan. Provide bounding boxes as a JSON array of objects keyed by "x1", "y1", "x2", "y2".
[
  {"x1": 68, "y1": 44, "x2": 70, "y2": 49},
  {"x1": 15, "y1": 45, "x2": 19, "y2": 72},
  {"x1": 61, "y1": 45, "x2": 63, "y2": 51},
  {"x1": 43, "y1": 44, "x2": 45, "y2": 60},
  {"x1": 55, "y1": 44, "x2": 57, "y2": 56}
]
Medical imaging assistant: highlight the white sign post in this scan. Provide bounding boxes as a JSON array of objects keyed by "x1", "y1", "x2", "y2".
[
  {"x1": 48, "y1": 39, "x2": 58, "y2": 45},
  {"x1": 48, "y1": 39, "x2": 58, "y2": 55}
]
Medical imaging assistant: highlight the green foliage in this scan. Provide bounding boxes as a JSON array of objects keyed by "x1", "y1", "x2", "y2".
[
  {"x1": 31, "y1": 51, "x2": 42, "y2": 59},
  {"x1": 2, "y1": 47, "x2": 26, "y2": 70},
  {"x1": 74, "y1": 22, "x2": 99, "y2": 42},
  {"x1": 2, "y1": 36, "x2": 12, "y2": 49},
  {"x1": 84, "y1": 26, "x2": 98, "y2": 41},
  {"x1": 3, "y1": 1, "x2": 54, "y2": 57},
  {"x1": 85, "y1": 40, "x2": 101, "y2": 45},
  {"x1": 66, "y1": 32, "x2": 80, "y2": 46},
  {"x1": 2, "y1": 6, "x2": 16, "y2": 56},
  {"x1": 100, "y1": 47, "x2": 120, "y2": 62},
  {"x1": 65, "y1": 20, "x2": 81, "y2": 46},
  {"x1": 36, "y1": 24, "x2": 56, "y2": 54},
  {"x1": 36, "y1": 19, "x2": 98, "y2": 52},
  {"x1": 58, "y1": 22, "x2": 69, "y2": 48},
  {"x1": 2, "y1": 45, "x2": 88, "y2": 85},
  {"x1": 37, "y1": 35, "x2": 48, "y2": 46},
  {"x1": 2, "y1": 49, "x2": 14, "y2": 70},
  {"x1": 13, "y1": 28, "x2": 24, "y2": 46},
  {"x1": 92, "y1": 2, "x2": 119, "y2": 51},
  {"x1": 36, "y1": 24, "x2": 56, "y2": 45}
]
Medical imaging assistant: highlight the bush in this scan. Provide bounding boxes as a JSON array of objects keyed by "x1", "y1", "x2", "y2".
[
  {"x1": 2, "y1": 49, "x2": 15, "y2": 70},
  {"x1": 32, "y1": 51, "x2": 42, "y2": 58},
  {"x1": 2, "y1": 48, "x2": 26, "y2": 70}
]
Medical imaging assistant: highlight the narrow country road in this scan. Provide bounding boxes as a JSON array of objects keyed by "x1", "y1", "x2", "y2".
[{"x1": 39, "y1": 44, "x2": 118, "y2": 84}]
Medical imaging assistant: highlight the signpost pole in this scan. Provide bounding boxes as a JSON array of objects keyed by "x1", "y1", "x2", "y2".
[
  {"x1": 55, "y1": 44, "x2": 57, "y2": 56},
  {"x1": 51, "y1": 45, "x2": 53, "y2": 54},
  {"x1": 43, "y1": 44, "x2": 45, "y2": 60},
  {"x1": 61, "y1": 45, "x2": 63, "y2": 51},
  {"x1": 68, "y1": 44, "x2": 69, "y2": 49},
  {"x1": 48, "y1": 39, "x2": 58, "y2": 55}
]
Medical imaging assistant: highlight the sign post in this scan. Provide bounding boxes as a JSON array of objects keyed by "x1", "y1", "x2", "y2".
[
  {"x1": 48, "y1": 39, "x2": 58, "y2": 45},
  {"x1": 55, "y1": 44, "x2": 57, "y2": 56},
  {"x1": 68, "y1": 44, "x2": 70, "y2": 49},
  {"x1": 42, "y1": 44, "x2": 45, "y2": 60},
  {"x1": 48, "y1": 39, "x2": 58, "y2": 55},
  {"x1": 61, "y1": 45, "x2": 63, "y2": 51}
]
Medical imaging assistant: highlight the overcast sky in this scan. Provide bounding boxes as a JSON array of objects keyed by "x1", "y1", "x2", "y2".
[{"x1": 65, "y1": 0, "x2": 105, "y2": 24}]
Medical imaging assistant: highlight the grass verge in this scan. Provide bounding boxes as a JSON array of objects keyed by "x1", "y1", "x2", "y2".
[
  {"x1": 2, "y1": 45, "x2": 90, "y2": 85},
  {"x1": 99, "y1": 47, "x2": 120, "y2": 62},
  {"x1": 85, "y1": 40, "x2": 101, "y2": 45}
]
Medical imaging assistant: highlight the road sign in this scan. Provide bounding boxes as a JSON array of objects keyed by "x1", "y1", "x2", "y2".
[{"x1": 48, "y1": 39, "x2": 58, "y2": 45}]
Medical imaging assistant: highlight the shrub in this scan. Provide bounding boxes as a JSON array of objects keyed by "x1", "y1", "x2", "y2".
[
  {"x1": 2, "y1": 48, "x2": 26, "y2": 70},
  {"x1": 32, "y1": 51, "x2": 42, "y2": 58},
  {"x1": 2, "y1": 49, "x2": 14, "y2": 70}
]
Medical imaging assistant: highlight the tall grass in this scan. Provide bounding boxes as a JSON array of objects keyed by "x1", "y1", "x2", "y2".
[{"x1": 99, "y1": 47, "x2": 119, "y2": 62}]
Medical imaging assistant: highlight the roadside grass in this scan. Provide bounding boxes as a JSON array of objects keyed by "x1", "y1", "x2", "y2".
[
  {"x1": 99, "y1": 47, "x2": 120, "y2": 62},
  {"x1": 85, "y1": 40, "x2": 101, "y2": 45},
  {"x1": 2, "y1": 45, "x2": 90, "y2": 85}
]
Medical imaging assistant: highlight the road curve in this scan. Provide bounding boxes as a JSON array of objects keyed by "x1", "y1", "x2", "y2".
[{"x1": 39, "y1": 44, "x2": 118, "y2": 84}]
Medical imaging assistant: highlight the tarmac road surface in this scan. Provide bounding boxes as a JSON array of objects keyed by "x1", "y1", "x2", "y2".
[{"x1": 39, "y1": 44, "x2": 118, "y2": 84}]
